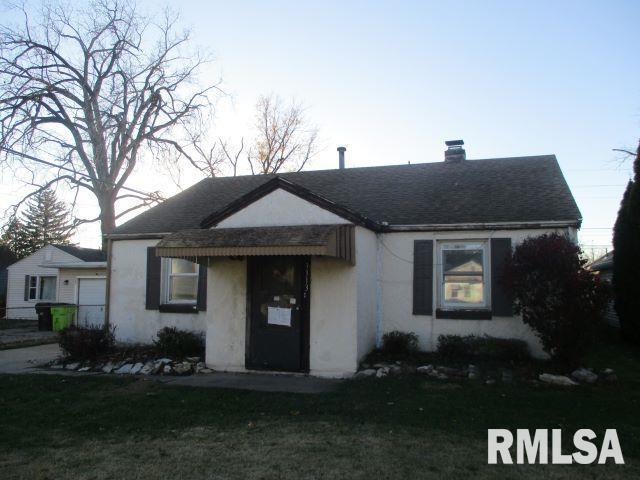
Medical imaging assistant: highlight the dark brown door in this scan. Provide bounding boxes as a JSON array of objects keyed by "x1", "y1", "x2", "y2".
[{"x1": 247, "y1": 256, "x2": 309, "y2": 372}]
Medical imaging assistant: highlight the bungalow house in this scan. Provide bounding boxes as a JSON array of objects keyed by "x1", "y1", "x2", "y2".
[
  {"x1": 5, "y1": 244, "x2": 107, "y2": 323},
  {"x1": 106, "y1": 141, "x2": 581, "y2": 377}
]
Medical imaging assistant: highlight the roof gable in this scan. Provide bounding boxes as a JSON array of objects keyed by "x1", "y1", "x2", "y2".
[{"x1": 202, "y1": 177, "x2": 378, "y2": 230}]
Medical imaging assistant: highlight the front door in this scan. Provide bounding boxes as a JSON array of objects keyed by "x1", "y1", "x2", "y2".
[{"x1": 247, "y1": 256, "x2": 309, "y2": 372}]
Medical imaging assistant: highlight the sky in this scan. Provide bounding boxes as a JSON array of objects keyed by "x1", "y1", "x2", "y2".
[{"x1": 1, "y1": 0, "x2": 639, "y2": 257}]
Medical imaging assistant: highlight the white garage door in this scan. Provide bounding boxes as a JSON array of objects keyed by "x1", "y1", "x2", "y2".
[{"x1": 77, "y1": 278, "x2": 106, "y2": 327}]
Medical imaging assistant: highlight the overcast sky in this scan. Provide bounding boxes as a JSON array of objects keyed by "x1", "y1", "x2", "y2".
[{"x1": 1, "y1": 0, "x2": 639, "y2": 256}]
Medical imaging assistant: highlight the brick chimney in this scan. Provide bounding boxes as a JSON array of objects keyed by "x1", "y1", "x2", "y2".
[{"x1": 444, "y1": 140, "x2": 466, "y2": 163}]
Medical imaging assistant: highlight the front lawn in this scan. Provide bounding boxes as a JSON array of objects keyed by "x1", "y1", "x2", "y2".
[{"x1": 1, "y1": 337, "x2": 639, "y2": 479}]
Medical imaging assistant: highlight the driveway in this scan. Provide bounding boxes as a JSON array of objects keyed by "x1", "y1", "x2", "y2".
[{"x1": 0, "y1": 343, "x2": 61, "y2": 373}]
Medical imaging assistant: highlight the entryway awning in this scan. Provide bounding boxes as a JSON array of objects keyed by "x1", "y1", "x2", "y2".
[{"x1": 155, "y1": 224, "x2": 355, "y2": 264}]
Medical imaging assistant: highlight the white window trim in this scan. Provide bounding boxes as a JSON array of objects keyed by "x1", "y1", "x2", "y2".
[
  {"x1": 161, "y1": 258, "x2": 199, "y2": 305},
  {"x1": 437, "y1": 241, "x2": 491, "y2": 310},
  {"x1": 28, "y1": 275, "x2": 58, "y2": 302}
]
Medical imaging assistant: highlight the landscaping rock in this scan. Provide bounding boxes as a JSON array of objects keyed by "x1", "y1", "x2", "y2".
[
  {"x1": 115, "y1": 363, "x2": 134, "y2": 375},
  {"x1": 485, "y1": 379, "x2": 496, "y2": 386},
  {"x1": 78, "y1": 366, "x2": 91, "y2": 372},
  {"x1": 195, "y1": 362, "x2": 206, "y2": 373},
  {"x1": 601, "y1": 368, "x2": 618, "y2": 383},
  {"x1": 416, "y1": 365, "x2": 434, "y2": 374},
  {"x1": 571, "y1": 368, "x2": 598, "y2": 384},
  {"x1": 468, "y1": 365, "x2": 480, "y2": 380},
  {"x1": 199, "y1": 368, "x2": 213, "y2": 374},
  {"x1": 389, "y1": 365, "x2": 403, "y2": 375},
  {"x1": 140, "y1": 362, "x2": 155, "y2": 375},
  {"x1": 173, "y1": 362, "x2": 193, "y2": 375},
  {"x1": 355, "y1": 369, "x2": 376, "y2": 378},
  {"x1": 376, "y1": 367, "x2": 388, "y2": 378},
  {"x1": 156, "y1": 358, "x2": 172, "y2": 365},
  {"x1": 186, "y1": 356, "x2": 201, "y2": 363},
  {"x1": 130, "y1": 362, "x2": 144, "y2": 375},
  {"x1": 539, "y1": 373, "x2": 578, "y2": 386},
  {"x1": 163, "y1": 364, "x2": 172, "y2": 374},
  {"x1": 50, "y1": 363, "x2": 64, "y2": 370},
  {"x1": 65, "y1": 362, "x2": 80, "y2": 371},
  {"x1": 102, "y1": 362, "x2": 115, "y2": 374}
]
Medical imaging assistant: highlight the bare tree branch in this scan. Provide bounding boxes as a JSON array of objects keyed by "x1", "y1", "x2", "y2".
[{"x1": 0, "y1": 0, "x2": 219, "y2": 247}]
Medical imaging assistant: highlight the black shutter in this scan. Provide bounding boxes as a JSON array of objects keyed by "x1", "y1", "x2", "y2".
[
  {"x1": 197, "y1": 264, "x2": 207, "y2": 311},
  {"x1": 145, "y1": 247, "x2": 161, "y2": 310},
  {"x1": 413, "y1": 240, "x2": 433, "y2": 315},
  {"x1": 491, "y1": 238, "x2": 512, "y2": 316},
  {"x1": 24, "y1": 275, "x2": 30, "y2": 301}
]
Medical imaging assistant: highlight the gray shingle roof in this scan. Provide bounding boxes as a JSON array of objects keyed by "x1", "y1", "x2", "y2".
[
  {"x1": 112, "y1": 155, "x2": 581, "y2": 235},
  {"x1": 54, "y1": 244, "x2": 106, "y2": 262}
]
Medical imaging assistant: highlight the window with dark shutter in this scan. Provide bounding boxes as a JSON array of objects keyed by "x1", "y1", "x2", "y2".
[
  {"x1": 490, "y1": 238, "x2": 513, "y2": 316},
  {"x1": 413, "y1": 240, "x2": 433, "y2": 315}
]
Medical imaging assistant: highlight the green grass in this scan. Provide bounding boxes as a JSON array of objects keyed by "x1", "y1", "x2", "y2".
[{"x1": 1, "y1": 335, "x2": 640, "y2": 479}]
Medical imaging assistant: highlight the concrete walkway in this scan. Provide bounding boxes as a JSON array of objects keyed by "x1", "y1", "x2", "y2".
[
  {"x1": 158, "y1": 371, "x2": 339, "y2": 394},
  {"x1": 0, "y1": 344, "x2": 338, "y2": 393},
  {"x1": 0, "y1": 343, "x2": 61, "y2": 373}
]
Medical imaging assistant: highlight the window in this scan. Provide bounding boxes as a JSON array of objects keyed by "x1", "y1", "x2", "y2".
[
  {"x1": 27, "y1": 275, "x2": 57, "y2": 301},
  {"x1": 28, "y1": 276, "x2": 37, "y2": 300},
  {"x1": 39, "y1": 276, "x2": 57, "y2": 300},
  {"x1": 162, "y1": 258, "x2": 199, "y2": 304},
  {"x1": 439, "y1": 242, "x2": 488, "y2": 309}
]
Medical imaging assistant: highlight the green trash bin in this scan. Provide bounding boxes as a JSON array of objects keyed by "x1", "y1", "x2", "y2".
[{"x1": 51, "y1": 304, "x2": 76, "y2": 331}]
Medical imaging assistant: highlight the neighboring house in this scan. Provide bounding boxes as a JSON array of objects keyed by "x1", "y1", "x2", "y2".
[
  {"x1": 5, "y1": 244, "x2": 107, "y2": 324},
  {"x1": 0, "y1": 245, "x2": 18, "y2": 316},
  {"x1": 106, "y1": 141, "x2": 581, "y2": 377},
  {"x1": 588, "y1": 250, "x2": 618, "y2": 327}
]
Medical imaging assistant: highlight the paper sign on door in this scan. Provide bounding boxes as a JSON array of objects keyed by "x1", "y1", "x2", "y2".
[{"x1": 267, "y1": 306, "x2": 292, "y2": 327}]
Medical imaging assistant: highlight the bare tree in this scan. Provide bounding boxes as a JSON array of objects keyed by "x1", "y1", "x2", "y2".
[
  {"x1": 248, "y1": 94, "x2": 317, "y2": 175},
  {"x1": 0, "y1": 0, "x2": 218, "y2": 247}
]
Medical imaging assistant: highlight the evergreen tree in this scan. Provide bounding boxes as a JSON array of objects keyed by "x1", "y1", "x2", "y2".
[
  {"x1": 0, "y1": 217, "x2": 31, "y2": 259},
  {"x1": 613, "y1": 140, "x2": 640, "y2": 344},
  {"x1": 21, "y1": 188, "x2": 75, "y2": 252}
]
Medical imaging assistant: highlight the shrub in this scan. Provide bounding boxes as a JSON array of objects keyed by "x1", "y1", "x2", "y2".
[
  {"x1": 154, "y1": 327, "x2": 204, "y2": 359},
  {"x1": 58, "y1": 324, "x2": 115, "y2": 360},
  {"x1": 613, "y1": 141, "x2": 640, "y2": 344},
  {"x1": 380, "y1": 331, "x2": 418, "y2": 355},
  {"x1": 506, "y1": 233, "x2": 610, "y2": 367},
  {"x1": 437, "y1": 335, "x2": 529, "y2": 361}
]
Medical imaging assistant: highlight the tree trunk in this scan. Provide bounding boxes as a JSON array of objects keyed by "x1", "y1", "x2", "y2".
[{"x1": 99, "y1": 193, "x2": 116, "y2": 252}]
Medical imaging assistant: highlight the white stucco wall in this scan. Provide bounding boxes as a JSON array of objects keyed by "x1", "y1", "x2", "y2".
[
  {"x1": 58, "y1": 268, "x2": 106, "y2": 304},
  {"x1": 216, "y1": 188, "x2": 351, "y2": 228},
  {"x1": 379, "y1": 227, "x2": 576, "y2": 358},
  {"x1": 205, "y1": 258, "x2": 247, "y2": 371},
  {"x1": 5, "y1": 245, "x2": 80, "y2": 319},
  {"x1": 109, "y1": 239, "x2": 206, "y2": 343},
  {"x1": 355, "y1": 227, "x2": 378, "y2": 362},
  {"x1": 309, "y1": 256, "x2": 358, "y2": 377}
]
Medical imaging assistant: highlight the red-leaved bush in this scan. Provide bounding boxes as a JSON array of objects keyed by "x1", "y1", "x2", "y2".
[{"x1": 506, "y1": 234, "x2": 609, "y2": 367}]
